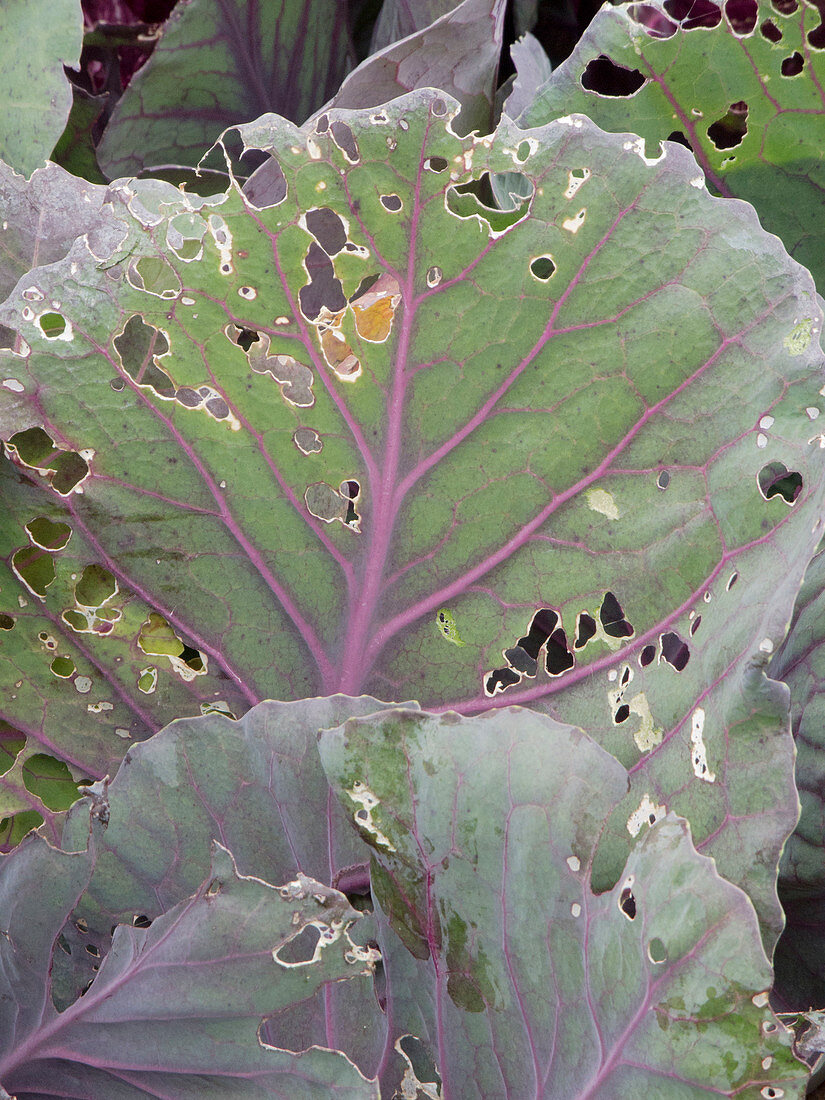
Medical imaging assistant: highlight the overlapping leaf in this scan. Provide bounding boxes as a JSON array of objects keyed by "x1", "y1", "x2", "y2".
[
  {"x1": 0, "y1": 0, "x2": 83, "y2": 178},
  {"x1": 54, "y1": 695, "x2": 398, "y2": 1079},
  {"x1": 97, "y1": 0, "x2": 355, "y2": 177},
  {"x1": 0, "y1": 838, "x2": 379, "y2": 1099},
  {"x1": 0, "y1": 92, "x2": 822, "y2": 935},
  {"x1": 514, "y1": 0, "x2": 825, "y2": 294},
  {"x1": 319, "y1": 706, "x2": 807, "y2": 1098}
]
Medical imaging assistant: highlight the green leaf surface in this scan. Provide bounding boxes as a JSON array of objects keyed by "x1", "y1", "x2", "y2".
[
  {"x1": 516, "y1": 0, "x2": 825, "y2": 295},
  {"x1": 319, "y1": 706, "x2": 807, "y2": 1098},
  {"x1": 0, "y1": 839, "x2": 379, "y2": 1098},
  {"x1": 0, "y1": 0, "x2": 83, "y2": 178},
  {"x1": 0, "y1": 93, "x2": 821, "y2": 939},
  {"x1": 97, "y1": 0, "x2": 355, "y2": 177}
]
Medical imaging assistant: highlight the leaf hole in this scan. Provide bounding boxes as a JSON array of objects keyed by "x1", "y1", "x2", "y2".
[
  {"x1": 657, "y1": 470, "x2": 670, "y2": 489},
  {"x1": 760, "y1": 17, "x2": 783, "y2": 41},
  {"x1": 424, "y1": 156, "x2": 448, "y2": 173},
  {"x1": 619, "y1": 886, "x2": 637, "y2": 919},
  {"x1": 690, "y1": 615, "x2": 702, "y2": 636},
  {"x1": 132, "y1": 914, "x2": 152, "y2": 928},
  {"x1": 666, "y1": 130, "x2": 693, "y2": 152},
  {"x1": 275, "y1": 924, "x2": 322, "y2": 966},
  {"x1": 600, "y1": 592, "x2": 634, "y2": 639},
  {"x1": 0, "y1": 614, "x2": 14, "y2": 631},
  {"x1": 574, "y1": 611, "x2": 597, "y2": 650},
  {"x1": 628, "y1": 3, "x2": 678, "y2": 36},
  {"x1": 707, "y1": 101, "x2": 748, "y2": 150},
  {"x1": 781, "y1": 50, "x2": 804, "y2": 74},
  {"x1": 758, "y1": 461, "x2": 803, "y2": 504},
  {"x1": 530, "y1": 256, "x2": 556, "y2": 281},
  {"x1": 726, "y1": 571, "x2": 739, "y2": 590},
  {"x1": 660, "y1": 632, "x2": 690, "y2": 671},
  {"x1": 446, "y1": 172, "x2": 533, "y2": 233},
  {"x1": 663, "y1": 0, "x2": 722, "y2": 27},
  {"x1": 38, "y1": 312, "x2": 66, "y2": 338},
  {"x1": 648, "y1": 937, "x2": 667, "y2": 963},
  {"x1": 639, "y1": 644, "x2": 656, "y2": 667},
  {"x1": 772, "y1": 0, "x2": 797, "y2": 11},
  {"x1": 725, "y1": 0, "x2": 758, "y2": 32},
  {"x1": 581, "y1": 55, "x2": 647, "y2": 96},
  {"x1": 380, "y1": 194, "x2": 403, "y2": 213}
]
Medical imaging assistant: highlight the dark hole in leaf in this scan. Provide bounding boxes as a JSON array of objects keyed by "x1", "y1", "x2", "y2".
[
  {"x1": 628, "y1": 3, "x2": 679, "y2": 35},
  {"x1": 621, "y1": 665, "x2": 631, "y2": 685},
  {"x1": 85, "y1": 943, "x2": 101, "y2": 958},
  {"x1": 725, "y1": 0, "x2": 758, "y2": 32},
  {"x1": 380, "y1": 194, "x2": 402, "y2": 212},
  {"x1": 530, "y1": 256, "x2": 556, "y2": 280},
  {"x1": 518, "y1": 608, "x2": 559, "y2": 659},
  {"x1": 661, "y1": 632, "x2": 690, "y2": 671},
  {"x1": 574, "y1": 611, "x2": 597, "y2": 649},
  {"x1": 330, "y1": 120, "x2": 359, "y2": 162},
  {"x1": 75, "y1": 918, "x2": 88, "y2": 933},
  {"x1": 39, "y1": 312, "x2": 66, "y2": 338},
  {"x1": 205, "y1": 396, "x2": 229, "y2": 420},
  {"x1": 0, "y1": 614, "x2": 14, "y2": 630},
  {"x1": 355, "y1": 808, "x2": 369, "y2": 823},
  {"x1": 56, "y1": 933, "x2": 71, "y2": 955},
  {"x1": 299, "y1": 243, "x2": 347, "y2": 321},
  {"x1": 664, "y1": 0, "x2": 722, "y2": 26},
  {"x1": 424, "y1": 156, "x2": 449, "y2": 173},
  {"x1": 176, "y1": 386, "x2": 202, "y2": 408},
  {"x1": 114, "y1": 315, "x2": 173, "y2": 396},
  {"x1": 690, "y1": 615, "x2": 702, "y2": 636},
  {"x1": 619, "y1": 887, "x2": 637, "y2": 919},
  {"x1": 316, "y1": 114, "x2": 329, "y2": 134},
  {"x1": 758, "y1": 461, "x2": 803, "y2": 504},
  {"x1": 581, "y1": 55, "x2": 647, "y2": 96},
  {"x1": 110, "y1": 377, "x2": 125, "y2": 391},
  {"x1": 773, "y1": 0, "x2": 798, "y2": 10},
  {"x1": 600, "y1": 592, "x2": 634, "y2": 638},
  {"x1": 639, "y1": 643, "x2": 656, "y2": 666},
  {"x1": 545, "y1": 628, "x2": 574, "y2": 676},
  {"x1": 707, "y1": 102, "x2": 748, "y2": 150},
  {"x1": 131, "y1": 914, "x2": 152, "y2": 929},
  {"x1": 179, "y1": 644, "x2": 204, "y2": 673},
  {"x1": 781, "y1": 50, "x2": 804, "y2": 74},
  {"x1": 666, "y1": 131, "x2": 693, "y2": 151},
  {"x1": 236, "y1": 328, "x2": 260, "y2": 352},
  {"x1": 657, "y1": 470, "x2": 671, "y2": 489},
  {"x1": 727, "y1": 571, "x2": 739, "y2": 590},
  {"x1": 276, "y1": 924, "x2": 321, "y2": 965},
  {"x1": 614, "y1": 704, "x2": 631, "y2": 723},
  {"x1": 485, "y1": 667, "x2": 521, "y2": 695},
  {"x1": 432, "y1": 99, "x2": 447, "y2": 117},
  {"x1": 304, "y1": 208, "x2": 348, "y2": 256},
  {"x1": 505, "y1": 646, "x2": 538, "y2": 676},
  {"x1": 761, "y1": 17, "x2": 783, "y2": 40},
  {"x1": 293, "y1": 427, "x2": 322, "y2": 455}
]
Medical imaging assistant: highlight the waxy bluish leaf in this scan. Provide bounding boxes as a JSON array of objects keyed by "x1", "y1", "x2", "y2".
[
  {"x1": 0, "y1": 93, "x2": 821, "y2": 938},
  {"x1": 330, "y1": 0, "x2": 507, "y2": 133},
  {"x1": 319, "y1": 707, "x2": 807, "y2": 1098},
  {"x1": 0, "y1": 839, "x2": 379, "y2": 1098},
  {"x1": 54, "y1": 696, "x2": 398, "y2": 1078},
  {"x1": 97, "y1": 0, "x2": 355, "y2": 177},
  {"x1": 516, "y1": 0, "x2": 825, "y2": 294},
  {"x1": 369, "y1": 0, "x2": 463, "y2": 52},
  {"x1": 0, "y1": 0, "x2": 83, "y2": 178}
]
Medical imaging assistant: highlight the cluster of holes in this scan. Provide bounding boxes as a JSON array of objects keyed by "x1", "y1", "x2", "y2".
[
  {"x1": 485, "y1": 593, "x2": 634, "y2": 696},
  {"x1": 6, "y1": 426, "x2": 89, "y2": 496},
  {"x1": 638, "y1": 631, "x2": 691, "y2": 672}
]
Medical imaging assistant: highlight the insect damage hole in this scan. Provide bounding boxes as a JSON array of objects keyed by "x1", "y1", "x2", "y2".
[
  {"x1": 581, "y1": 55, "x2": 647, "y2": 96},
  {"x1": 758, "y1": 461, "x2": 802, "y2": 504},
  {"x1": 530, "y1": 256, "x2": 556, "y2": 281},
  {"x1": 618, "y1": 881, "x2": 637, "y2": 920},
  {"x1": 707, "y1": 101, "x2": 748, "y2": 150}
]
